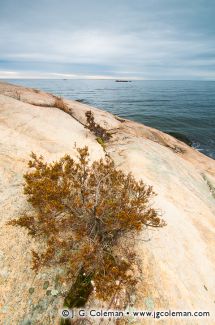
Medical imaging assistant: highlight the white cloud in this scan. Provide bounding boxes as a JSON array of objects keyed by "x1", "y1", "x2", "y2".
[{"x1": 0, "y1": 70, "x2": 142, "y2": 80}]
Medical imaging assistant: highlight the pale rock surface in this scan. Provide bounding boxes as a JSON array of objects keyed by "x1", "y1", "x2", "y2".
[{"x1": 0, "y1": 82, "x2": 214, "y2": 324}]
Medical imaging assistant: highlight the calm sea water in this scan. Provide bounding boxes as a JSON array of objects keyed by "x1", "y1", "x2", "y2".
[{"x1": 7, "y1": 79, "x2": 215, "y2": 159}]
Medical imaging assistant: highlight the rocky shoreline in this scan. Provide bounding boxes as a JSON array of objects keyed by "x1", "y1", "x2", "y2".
[{"x1": 0, "y1": 81, "x2": 214, "y2": 324}]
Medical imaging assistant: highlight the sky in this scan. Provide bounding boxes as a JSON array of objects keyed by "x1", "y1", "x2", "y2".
[{"x1": 0, "y1": 0, "x2": 215, "y2": 80}]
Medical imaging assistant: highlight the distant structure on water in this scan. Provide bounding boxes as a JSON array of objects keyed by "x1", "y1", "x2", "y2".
[{"x1": 115, "y1": 80, "x2": 132, "y2": 82}]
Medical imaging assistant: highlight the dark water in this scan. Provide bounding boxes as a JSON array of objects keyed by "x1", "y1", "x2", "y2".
[{"x1": 6, "y1": 79, "x2": 215, "y2": 159}]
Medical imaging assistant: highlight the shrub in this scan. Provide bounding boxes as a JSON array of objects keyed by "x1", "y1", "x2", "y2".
[
  {"x1": 8, "y1": 147, "x2": 165, "y2": 309},
  {"x1": 85, "y1": 110, "x2": 111, "y2": 141}
]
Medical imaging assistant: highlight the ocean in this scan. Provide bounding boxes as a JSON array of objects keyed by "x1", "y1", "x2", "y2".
[{"x1": 7, "y1": 79, "x2": 215, "y2": 159}]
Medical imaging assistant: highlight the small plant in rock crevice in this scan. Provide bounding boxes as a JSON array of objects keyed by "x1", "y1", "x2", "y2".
[{"x1": 85, "y1": 110, "x2": 111, "y2": 142}]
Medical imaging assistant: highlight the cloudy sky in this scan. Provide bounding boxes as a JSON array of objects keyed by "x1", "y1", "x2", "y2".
[{"x1": 0, "y1": 0, "x2": 215, "y2": 79}]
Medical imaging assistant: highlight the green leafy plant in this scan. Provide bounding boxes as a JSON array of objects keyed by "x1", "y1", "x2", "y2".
[{"x1": 96, "y1": 137, "x2": 106, "y2": 149}]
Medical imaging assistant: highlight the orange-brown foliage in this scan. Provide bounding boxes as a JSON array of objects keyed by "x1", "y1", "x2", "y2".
[{"x1": 9, "y1": 147, "x2": 165, "y2": 303}]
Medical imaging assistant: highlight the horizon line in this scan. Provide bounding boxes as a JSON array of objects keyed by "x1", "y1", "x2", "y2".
[{"x1": 1, "y1": 77, "x2": 215, "y2": 81}]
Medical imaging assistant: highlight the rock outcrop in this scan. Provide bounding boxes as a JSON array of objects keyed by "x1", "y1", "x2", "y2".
[{"x1": 0, "y1": 82, "x2": 214, "y2": 324}]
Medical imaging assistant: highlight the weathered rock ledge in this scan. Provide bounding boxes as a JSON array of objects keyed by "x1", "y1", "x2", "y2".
[{"x1": 0, "y1": 82, "x2": 214, "y2": 324}]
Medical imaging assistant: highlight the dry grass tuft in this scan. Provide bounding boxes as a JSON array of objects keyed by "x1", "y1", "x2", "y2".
[{"x1": 53, "y1": 96, "x2": 68, "y2": 111}]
